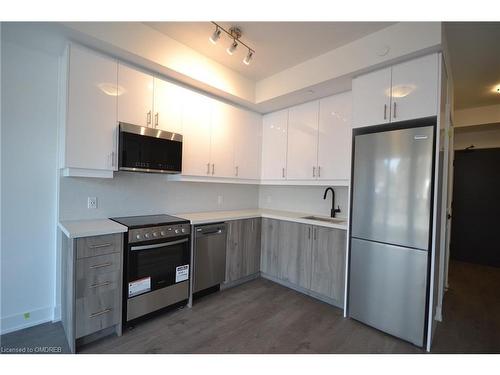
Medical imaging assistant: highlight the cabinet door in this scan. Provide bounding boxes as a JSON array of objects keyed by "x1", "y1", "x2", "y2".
[
  {"x1": 278, "y1": 221, "x2": 312, "y2": 289},
  {"x1": 260, "y1": 218, "x2": 280, "y2": 277},
  {"x1": 234, "y1": 109, "x2": 262, "y2": 179},
  {"x1": 181, "y1": 90, "x2": 212, "y2": 176},
  {"x1": 152, "y1": 77, "x2": 184, "y2": 134},
  {"x1": 318, "y1": 92, "x2": 352, "y2": 181},
  {"x1": 261, "y1": 110, "x2": 288, "y2": 180},
  {"x1": 210, "y1": 99, "x2": 235, "y2": 178},
  {"x1": 245, "y1": 218, "x2": 262, "y2": 276},
  {"x1": 352, "y1": 67, "x2": 391, "y2": 128},
  {"x1": 390, "y1": 54, "x2": 439, "y2": 122},
  {"x1": 65, "y1": 44, "x2": 118, "y2": 171},
  {"x1": 117, "y1": 63, "x2": 154, "y2": 127},
  {"x1": 287, "y1": 101, "x2": 320, "y2": 180},
  {"x1": 310, "y1": 226, "x2": 346, "y2": 304}
]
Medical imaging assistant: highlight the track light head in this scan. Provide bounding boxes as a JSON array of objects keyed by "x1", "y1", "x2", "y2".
[
  {"x1": 209, "y1": 27, "x2": 221, "y2": 44},
  {"x1": 243, "y1": 50, "x2": 253, "y2": 65},
  {"x1": 226, "y1": 40, "x2": 238, "y2": 55}
]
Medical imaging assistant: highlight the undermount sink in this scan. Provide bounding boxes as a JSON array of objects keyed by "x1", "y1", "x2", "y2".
[{"x1": 301, "y1": 216, "x2": 346, "y2": 225}]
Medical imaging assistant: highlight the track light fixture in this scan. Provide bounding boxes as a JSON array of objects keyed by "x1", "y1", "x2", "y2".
[{"x1": 209, "y1": 22, "x2": 255, "y2": 65}]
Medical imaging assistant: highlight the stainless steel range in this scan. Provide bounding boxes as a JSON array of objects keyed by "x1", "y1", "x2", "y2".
[{"x1": 110, "y1": 214, "x2": 191, "y2": 325}]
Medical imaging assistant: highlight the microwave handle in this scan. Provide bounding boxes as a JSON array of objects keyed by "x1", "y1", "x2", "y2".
[{"x1": 130, "y1": 238, "x2": 188, "y2": 251}]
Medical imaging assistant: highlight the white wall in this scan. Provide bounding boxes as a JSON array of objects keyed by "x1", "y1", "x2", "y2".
[
  {"x1": 454, "y1": 104, "x2": 500, "y2": 128},
  {"x1": 1, "y1": 23, "x2": 66, "y2": 334},
  {"x1": 258, "y1": 185, "x2": 349, "y2": 219},
  {"x1": 59, "y1": 174, "x2": 259, "y2": 221},
  {"x1": 454, "y1": 123, "x2": 500, "y2": 150}
]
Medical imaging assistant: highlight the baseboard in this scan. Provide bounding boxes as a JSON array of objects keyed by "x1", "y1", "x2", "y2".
[
  {"x1": 0, "y1": 306, "x2": 54, "y2": 335},
  {"x1": 260, "y1": 272, "x2": 344, "y2": 309},
  {"x1": 434, "y1": 305, "x2": 443, "y2": 322},
  {"x1": 221, "y1": 273, "x2": 260, "y2": 290},
  {"x1": 52, "y1": 304, "x2": 61, "y2": 323}
]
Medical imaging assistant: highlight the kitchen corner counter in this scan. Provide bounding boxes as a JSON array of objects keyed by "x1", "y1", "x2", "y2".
[
  {"x1": 176, "y1": 209, "x2": 348, "y2": 231},
  {"x1": 58, "y1": 219, "x2": 128, "y2": 239}
]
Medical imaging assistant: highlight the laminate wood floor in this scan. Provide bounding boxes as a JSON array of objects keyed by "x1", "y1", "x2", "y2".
[{"x1": 1, "y1": 261, "x2": 498, "y2": 354}]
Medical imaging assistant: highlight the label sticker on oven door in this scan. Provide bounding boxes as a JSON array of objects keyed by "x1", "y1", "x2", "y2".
[
  {"x1": 175, "y1": 265, "x2": 189, "y2": 283},
  {"x1": 129, "y1": 277, "x2": 151, "y2": 297}
]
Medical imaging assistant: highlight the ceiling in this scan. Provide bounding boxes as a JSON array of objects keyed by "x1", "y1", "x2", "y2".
[
  {"x1": 145, "y1": 22, "x2": 394, "y2": 81},
  {"x1": 445, "y1": 22, "x2": 500, "y2": 109}
]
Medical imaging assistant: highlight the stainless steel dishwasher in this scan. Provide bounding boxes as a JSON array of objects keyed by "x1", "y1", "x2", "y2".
[{"x1": 193, "y1": 223, "x2": 227, "y2": 293}]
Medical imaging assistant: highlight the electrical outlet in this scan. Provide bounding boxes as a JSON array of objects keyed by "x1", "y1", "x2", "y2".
[
  {"x1": 217, "y1": 195, "x2": 223, "y2": 206},
  {"x1": 88, "y1": 197, "x2": 97, "y2": 209}
]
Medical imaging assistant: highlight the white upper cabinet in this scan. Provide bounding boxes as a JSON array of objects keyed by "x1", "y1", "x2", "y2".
[
  {"x1": 64, "y1": 44, "x2": 118, "y2": 173},
  {"x1": 287, "y1": 101, "x2": 320, "y2": 180},
  {"x1": 352, "y1": 67, "x2": 391, "y2": 128},
  {"x1": 261, "y1": 110, "x2": 288, "y2": 180},
  {"x1": 352, "y1": 53, "x2": 439, "y2": 128},
  {"x1": 153, "y1": 78, "x2": 185, "y2": 134},
  {"x1": 390, "y1": 54, "x2": 438, "y2": 122},
  {"x1": 317, "y1": 92, "x2": 352, "y2": 181},
  {"x1": 234, "y1": 109, "x2": 262, "y2": 180},
  {"x1": 181, "y1": 90, "x2": 212, "y2": 177},
  {"x1": 117, "y1": 63, "x2": 154, "y2": 127},
  {"x1": 210, "y1": 100, "x2": 236, "y2": 178}
]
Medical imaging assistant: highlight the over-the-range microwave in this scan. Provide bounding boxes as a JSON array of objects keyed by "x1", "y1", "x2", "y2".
[{"x1": 118, "y1": 122, "x2": 183, "y2": 174}]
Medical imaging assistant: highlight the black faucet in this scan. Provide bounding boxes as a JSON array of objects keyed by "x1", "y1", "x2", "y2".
[{"x1": 323, "y1": 187, "x2": 341, "y2": 218}]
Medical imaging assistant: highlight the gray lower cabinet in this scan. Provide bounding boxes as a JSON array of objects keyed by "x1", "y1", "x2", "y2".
[
  {"x1": 62, "y1": 233, "x2": 123, "y2": 353},
  {"x1": 310, "y1": 226, "x2": 347, "y2": 305},
  {"x1": 260, "y1": 218, "x2": 347, "y2": 307},
  {"x1": 225, "y1": 218, "x2": 262, "y2": 283}
]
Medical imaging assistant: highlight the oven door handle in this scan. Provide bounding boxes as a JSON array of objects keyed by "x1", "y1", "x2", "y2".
[{"x1": 130, "y1": 238, "x2": 189, "y2": 251}]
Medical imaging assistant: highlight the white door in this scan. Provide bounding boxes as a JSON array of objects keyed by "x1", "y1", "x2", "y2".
[
  {"x1": 153, "y1": 77, "x2": 184, "y2": 134},
  {"x1": 390, "y1": 54, "x2": 439, "y2": 122},
  {"x1": 261, "y1": 109, "x2": 288, "y2": 180},
  {"x1": 210, "y1": 99, "x2": 236, "y2": 178},
  {"x1": 352, "y1": 67, "x2": 391, "y2": 128},
  {"x1": 234, "y1": 109, "x2": 262, "y2": 179},
  {"x1": 65, "y1": 44, "x2": 118, "y2": 171},
  {"x1": 287, "y1": 100, "x2": 320, "y2": 180},
  {"x1": 181, "y1": 90, "x2": 212, "y2": 176},
  {"x1": 317, "y1": 91, "x2": 352, "y2": 181},
  {"x1": 117, "y1": 63, "x2": 154, "y2": 127}
]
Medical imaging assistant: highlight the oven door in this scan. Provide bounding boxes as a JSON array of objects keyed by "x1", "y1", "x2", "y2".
[
  {"x1": 127, "y1": 236, "x2": 190, "y2": 298},
  {"x1": 119, "y1": 122, "x2": 182, "y2": 174}
]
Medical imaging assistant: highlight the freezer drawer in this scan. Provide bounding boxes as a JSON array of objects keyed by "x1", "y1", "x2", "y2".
[
  {"x1": 348, "y1": 238, "x2": 428, "y2": 346},
  {"x1": 351, "y1": 125, "x2": 434, "y2": 250},
  {"x1": 193, "y1": 223, "x2": 227, "y2": 293}
]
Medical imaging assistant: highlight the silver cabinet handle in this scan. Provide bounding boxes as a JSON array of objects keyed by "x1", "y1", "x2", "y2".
[
  {"x1": 393, "y1": 102, "x2": 397, "y2": 119},
  {"x1": 90, "y1": 281, "x2": 111, "y2": 289},
  {"x1": 282, "y1": 167, "x2": 285, "y2": 178},
  {"x1": 313, "y1": 166, "x2": 316, "y2": 178},
  {"x1": 147, "y1": 110, "x2": 152, "y2": 126},
  {"x1": 384, "y1": 104, "x2": 387, "y2": 120},
  {"x1": 308, "y1": 227, "x2": 311, "y2": 239},
  {"x1": 313, "y1": 227, "x2": 317, "y2": 241},
  {"x1": 89, "y1": 262, "x2": 112, "y2": 269},
  {"x1": 206, "y1": 163, "x2": 210, "y2": 175},
  {"x1": 89, "y1": 308, "x2": 112, "y2": 319},
  {"x1": 89, "y1": 243, "x2": 112, "y2": 249},
  {"x1": 155, "y1": 112, "x2": 159, "y2": 128},
  {"x1": 131, "y1": 238, "x2": 189, "y2": 251},
  {"x1": 235, "y1": 166, "x2": 239, "y2": 177},
  {"x1": 318, "y1": 166, "x2": 321, "y2": 178},
  {"x1": 212, "y1": 164, "x2": 215, "y2": 175}
]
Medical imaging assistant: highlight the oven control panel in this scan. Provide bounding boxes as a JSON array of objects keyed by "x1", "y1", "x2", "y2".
[{"x1": 128, "y1": 223, "x2": 191, "y2": 243}]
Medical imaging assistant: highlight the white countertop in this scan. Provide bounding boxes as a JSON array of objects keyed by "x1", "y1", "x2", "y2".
[
  {"x1": 58, "y1": 219, "x2": 128, "y2": 239},
  {"x1": 176, "y1": 209, "x2": 348, "y2": 230}
]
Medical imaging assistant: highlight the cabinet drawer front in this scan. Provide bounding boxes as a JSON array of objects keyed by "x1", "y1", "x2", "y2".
[
  {"x1": 76, "y1": 234, "x2": 122, "y2": 259},
  {"x1": 76, "y1": 252, "x2": 121, "y2": 279},
  {"x1": 75, "y1": 290, "x2": 120, "y2": 338},
  {"x1": 75, "y1": 270, "x2": 120, "y2": 299}
]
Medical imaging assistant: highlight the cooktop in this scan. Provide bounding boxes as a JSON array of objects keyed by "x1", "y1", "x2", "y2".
[{"x1": 110, "y1": 214, "x2": 189, "y2": 228}]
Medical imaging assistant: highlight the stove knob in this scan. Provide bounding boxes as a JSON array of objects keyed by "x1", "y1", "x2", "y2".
[
  {"x1": 153, "y1": 232, "x2": 158, "y2": 237},
  {"x1": 136, "y1": 234, "x2": 141, "y2": 240},
  {"x1": 175, "y1": 229, "x2": 180, "y2": 234},
  {"x1": 144, "y1": 233, "x2": 150, "y2": 239},
  {"x1": 181, "y1": 228, "x2": 186, "y2": 233},
  {"x1": 160, "y1": 231, "x2": 166, "y2": 236}
]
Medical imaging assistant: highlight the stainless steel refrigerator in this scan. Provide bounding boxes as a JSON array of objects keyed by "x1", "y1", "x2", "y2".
[{"x1": 348, "y1": 124, "x2": 435, "y2": 347}]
